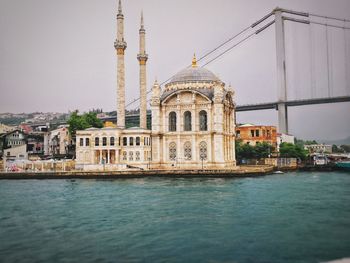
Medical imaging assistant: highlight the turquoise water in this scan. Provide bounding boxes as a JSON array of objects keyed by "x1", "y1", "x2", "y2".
[{"x1": 0, "y1": 172, "x2": 350, "y2": 263}]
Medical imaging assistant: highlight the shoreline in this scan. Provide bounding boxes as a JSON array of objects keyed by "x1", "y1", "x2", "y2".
[
  {"x1": 0, "y1": 165, "x2": 345, "y2": 180},
  {"x1": 0, "y1": 165, "x2": 273, "y2": 179}
]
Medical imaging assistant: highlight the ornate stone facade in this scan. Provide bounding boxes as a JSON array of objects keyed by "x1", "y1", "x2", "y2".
[{"x1": 150, "y1": 56, "x2": 236, "y2": 169}]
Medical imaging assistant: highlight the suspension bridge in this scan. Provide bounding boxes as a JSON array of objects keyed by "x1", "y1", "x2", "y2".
[{"x1": 122, "y1": 7, "x2": 350, "y2": 134}]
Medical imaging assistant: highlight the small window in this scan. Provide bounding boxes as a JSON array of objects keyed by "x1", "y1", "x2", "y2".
[
  {"x1": 255, "y1": 130, "x2": 260, "y2": 137},
  {"x1": 95, "y1": 137, "x2": 99, "y2": 146},
  {"x1": 129, "y1": 151, "x2": 133, "y2": 161},
  {"x1": 102, "y1": 137, "x2": 107, "y2": 146},
  {"x1": 184, "y1": 111, "x2": 192, "y2": 131},
  {"x1": 86, "y1": 138, "x2": 90, "y2": 146},
  {"x1": 110, "y1": 137, "x2": 115, "y2": 146},
  {"x1": 169, "y1": 112, "x2": 177, "y2": 132},
  {"x1": 136, "y1": 137, "x2": 140, "y2": 146},
  {"x1": 144, "y1": 137, "x2": 146, "y2": 145},
  {"x1": 123, "y1": 137, "x2": 127, "y2": 146},
  {"x1": 80, "y1": 138, "x2": 84, "y2": 146},
  {"x1": 199, "y1": 110, "x2": 208, "y2": 131},
  {"x1": 129, "y1": 137, "x2": 134, "y2": 146},
  {"x1": 118, "y1": 137, "x2": 121, "y2": 146},
  {"x1": 122, "y1": 151, "x2": 127, "y2": 160},
  {"x1": 136, "y1": 151, "x2": 140, "y2": 161}
]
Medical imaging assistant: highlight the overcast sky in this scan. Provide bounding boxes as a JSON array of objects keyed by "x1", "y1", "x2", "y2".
[{"x1": 0, "y1": 0, "x2": 349, "y2": 140}]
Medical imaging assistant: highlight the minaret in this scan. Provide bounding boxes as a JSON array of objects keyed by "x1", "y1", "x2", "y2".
[
  {"x1": 137, "y1": 11, "x2": 148, "y2": 129},
  {"x1": 114, "y1": 0, "x2": 127, "y2": 128}
]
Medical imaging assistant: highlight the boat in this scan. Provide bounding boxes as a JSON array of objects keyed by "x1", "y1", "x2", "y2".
[
  {"x1": 273, "y1": 170, "x2": 284, "y2": 174},
  {"x1": 336, "y1": 161, "x2": 350, "y2": 171}
]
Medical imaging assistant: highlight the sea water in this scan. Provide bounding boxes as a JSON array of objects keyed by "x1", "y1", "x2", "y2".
[{"x1": 0, "y1": 171, "x2": 349, "y2": 263}]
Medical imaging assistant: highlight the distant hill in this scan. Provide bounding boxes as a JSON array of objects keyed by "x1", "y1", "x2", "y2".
[{"x1": 319, "y1": 136, "x2": 350, "y2": 146}]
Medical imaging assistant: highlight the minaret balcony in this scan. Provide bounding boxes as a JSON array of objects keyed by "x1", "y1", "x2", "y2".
[
  {"x1": 137, "y1": 54, "x2": 148, "y2": 62},
  {"x1": 114, "y1": 40, "x2": 127, "y2": 50}
]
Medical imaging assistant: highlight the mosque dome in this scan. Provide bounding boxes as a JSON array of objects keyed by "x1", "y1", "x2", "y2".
[{"x1": 167, "y1": 55, "x2": 219, "y2": 85}]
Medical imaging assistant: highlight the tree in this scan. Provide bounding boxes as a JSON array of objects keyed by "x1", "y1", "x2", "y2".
[
  {"x1": 340, "y1": 145, "x2": 350, "y2": 153},
  {"x1": 235, "y1": 140, "x2": 273, "y2": 160},
  {"x1": 67, "y1": 111, "x2": 103, "y2": 136},
  {"x1": 255, "y1": 142, "x2": 273, "y2": 159},
  {"x1": 332, "y1": 144, "x2": 344, "y2": 153},
  {"x1": 279, "y1": 142, "x2": 308, "y2": 160}
]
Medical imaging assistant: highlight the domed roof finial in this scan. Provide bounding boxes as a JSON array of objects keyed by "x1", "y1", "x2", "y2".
[{"x1": 192, "y1": 53, "x2": 197, "y2": 68}]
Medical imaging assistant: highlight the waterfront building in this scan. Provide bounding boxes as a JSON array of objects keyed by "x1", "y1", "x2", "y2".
[
  {"x1": 236, "y1": 124, "x2": 277, "y2": 149},
  {"x1": 304, "y1": 144, "x2": 332, "y2": 154},
  {"x1": 0, "y1": 129, "x2": 27, "y2": 158},
  {"x1": 75, "y1": 0, "x2": 236, "y2": 171}
]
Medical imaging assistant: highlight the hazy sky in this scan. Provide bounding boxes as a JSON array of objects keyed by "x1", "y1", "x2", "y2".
[{"x1": 0, "y1": 0, "x2": 349, "y2": 140}]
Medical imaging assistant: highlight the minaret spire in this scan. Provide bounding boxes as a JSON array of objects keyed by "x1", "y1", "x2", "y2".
[
  {"x1": 114, "y1": 0, "x2": 127, "y2": 128},
  {"x1": 138, "y1": 11, "x2": 148, "y2": 129},
  {"x1": 140, "y1": 10, "x2": 144, "y2": 30},
  {"x1": 118, "y1": 0, "x2": 122, "y2": 14}
]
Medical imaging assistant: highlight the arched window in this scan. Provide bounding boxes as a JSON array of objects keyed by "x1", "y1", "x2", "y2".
[
  {"x1": 199, "y1": 141, "x2": 207, "y2": 160},
  {"x1": 123, "y1": 137, "x2": 127, "y2": 146},
  {"x1": 184, "y1": 111, "x2": 192, "y2": 131},
  {"x1": 102, "y1": 137, "x2": 107, "y2": 146},
  {"x1": 136, "y1": 137, "x2": 140, "y2": 146},
  {"x1": 110, "y1": 137, "x2": 115, "y2": 146},
  {"x1": 169, "y1": 112, "x2": 177, "y2": 132},
  {"x1": 129, "y1": 137, "x2": 134, "y2": 146},
  {"x1": 85, "y1": 138, "x2": 90, "y2": 146},
  {"x1": 199, "y1": 110, "x2": 208, "y2": 131},
  {"x1": 169, "y1": 142, "x2": 177, "y2": 161},
  {"x1": 79, "y1": 138, "x2": 84, "y2": 146},
  {"x1": 184, "y1": 141, "x2": 192, "y2": 160},
  {"x1": 95, "y1": 137, "x2": 99, "y2": 146}
]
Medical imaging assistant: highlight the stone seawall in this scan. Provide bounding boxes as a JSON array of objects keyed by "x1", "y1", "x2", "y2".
[{"x1": 0, "y1": 165, "x2": 273, "y2": 179}]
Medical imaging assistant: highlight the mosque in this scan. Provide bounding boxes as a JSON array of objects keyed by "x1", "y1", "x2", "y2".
[{"x1": 75, "y1": 0, "x2": 237, "y2": 171}]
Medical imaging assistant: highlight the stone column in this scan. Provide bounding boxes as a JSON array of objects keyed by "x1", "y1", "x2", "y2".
[
  {"x1": 138, "y1": 12, "x2": 148, "y2": 129},
  {"x1": 114, "y1": 0, "x2": 127, "y2": 128}
]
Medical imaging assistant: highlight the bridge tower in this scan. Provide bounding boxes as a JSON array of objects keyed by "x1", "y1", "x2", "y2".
[{"x1": 274, "y1": 8, "x2": 288, "y2": 134}]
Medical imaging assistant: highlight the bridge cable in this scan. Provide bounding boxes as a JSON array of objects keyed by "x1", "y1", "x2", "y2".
[
  {"x1": 125, "y1": 13, "x2": 278, "y2": 110},
  {"x1": 124, "y1": 25, "x2": 252, "y2": 110},
  {"x1": 309, "y1": 13, "x2": 350, "y2": 23},
  {"x1": 309, "y1": 20, "x2": 350, "y2": 30},
  {"x1": 201, "y1": 32, "x2": 256, "y2": 67},
  {"x1": 140, "y1": 31, "x2": 261, "y2": 107}
]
